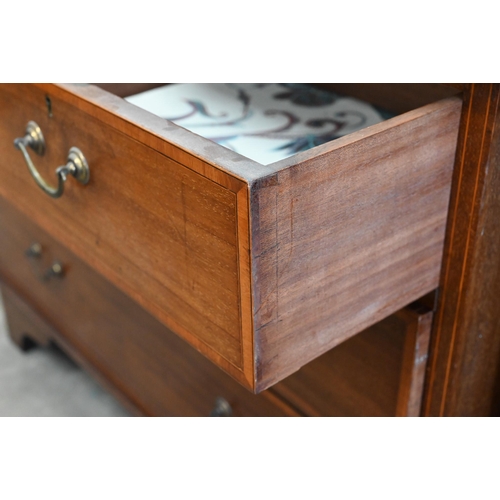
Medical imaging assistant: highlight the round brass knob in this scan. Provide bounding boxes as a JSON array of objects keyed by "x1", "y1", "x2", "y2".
[
  {"x1": 25, "y1": 242, "x2": 43, "y2": 258},
  {"x1": 43, "y1": 260, "x2": 65, "y2": 281}
]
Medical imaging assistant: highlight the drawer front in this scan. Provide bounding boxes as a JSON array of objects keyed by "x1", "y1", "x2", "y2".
[
  {"x1": 0, "y1": 84, "x2": 254, "y2": 388},
  {"x1": 0, "y1": 197, "x2": 296, "y2": 416}
]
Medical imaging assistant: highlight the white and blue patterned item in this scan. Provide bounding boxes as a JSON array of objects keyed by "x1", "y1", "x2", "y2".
[{"x1": 126, "y1": 83, "x2": 393, "y2": 165}]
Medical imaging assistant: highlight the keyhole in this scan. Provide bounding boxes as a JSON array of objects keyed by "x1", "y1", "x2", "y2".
[{"x1": 46, "y1": 96, "x2": 52, "y2": 117}]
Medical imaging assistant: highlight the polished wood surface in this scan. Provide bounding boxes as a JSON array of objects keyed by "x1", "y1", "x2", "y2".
[
  {"x1": 1, "y1": 194, "x2": 433, "y2": 417},
  {"x1": 49, "y1": 83, "x2": 268, "y2": 183},
  {"x1": 0, "y1": 83, "x2": 254, "y2": 389},
  {"x1": 252, "y1": 97, "x2": 461, "y2": 390},
  {"x1": 0, "y1": 198, "x2": 298, "y2": 417},
  {"x1": 423, "y1": 83, "x2": 500, "y2": 416},
  {"x1": 0, "y1": 83, "x2": 463, "y2": 392},
  {"x1": 2, "y1": 83, "x2": 498, "y2": 415}
]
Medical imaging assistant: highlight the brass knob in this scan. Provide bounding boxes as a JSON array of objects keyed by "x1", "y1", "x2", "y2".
[
  {"x1": 209, "y1": 397, "x2": 232, "y2": 417},
  {"x1": 25, "y1": 242, "x2": 43, "y2": 258},
  {"x1": 44, "y1": 260, "x2": 65, "y2": 280},
  {"x1": 14, "y1": 121, "x2": 89, "y2": 199}
]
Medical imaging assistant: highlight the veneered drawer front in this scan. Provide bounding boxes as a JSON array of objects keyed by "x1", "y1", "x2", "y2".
[
  {"x1": 0, "y1": 197, "x2": 297, "y2": 416},
  {"x1": 0, "y1": 84, "x2": 254, "y2": 388}
]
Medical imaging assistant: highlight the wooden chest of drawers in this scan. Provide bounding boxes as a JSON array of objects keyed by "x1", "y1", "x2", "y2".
[
  {"x1": 2, "y1": 83, "x2": 498, "y2": 416},
  {"x1": 0, "y1": 83, "x2": 461, "y2": 394}
]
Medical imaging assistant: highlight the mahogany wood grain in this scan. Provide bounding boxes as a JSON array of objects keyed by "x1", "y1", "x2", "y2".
[
  {"x1": 273, "y1": 301, "x2": 432, "y2": 417},
  {"x1": 0, "y1": 199, "x2": 299, "y2": 417},
  {"x1": 251, "y1": 97, "x2": 461, "y2": 390},
  {"x1": 395, "y1": 303, "x2": 433, "y2": 417},
  {"x1": 5, "y1": 83, "x2": 500, "y2": 415},
  {"x1": 48, "y1": 83, "x2": 270, "y2": 184},
  {"x1": 272, "y1": 314, "x2": 406, "y2": 416},
  {"x1": 423, "y1": 84, "x2": 500, "y2": 416},
  {"x1": 0, "y1": 83, "x2": 254, "y2": 389},
  {"x1": 0, "y1": 191, "x2": 432, "y2": 417},
  {"x1": 0, "y1": 83, "x2": 462, "y2": 392}
]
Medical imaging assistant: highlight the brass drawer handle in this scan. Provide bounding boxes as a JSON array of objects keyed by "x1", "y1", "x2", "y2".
[{"x1": 14, "y1": 121, "x2": 90, "y2": 199}]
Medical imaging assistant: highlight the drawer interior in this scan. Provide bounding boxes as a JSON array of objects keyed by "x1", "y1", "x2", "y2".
[
  {"x1": 123, "y1": 83, "x2": 395, "y2": 165},
  {"x1": 96, "y1": 83, "x2": 461, "y2": 165}
]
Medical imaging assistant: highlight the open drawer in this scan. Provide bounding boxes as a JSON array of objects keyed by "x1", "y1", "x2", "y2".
[{"x1": 0, "y1": 83, "x2": 462, "y2": 392}]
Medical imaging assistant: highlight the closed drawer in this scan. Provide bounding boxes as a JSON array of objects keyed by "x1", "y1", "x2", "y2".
[
  {"x1": 0, "y1": 197, "x2": 298, "y2": 416},
  {"x1": 0, "y1": 83, "x2": 462, "y2": 391}
]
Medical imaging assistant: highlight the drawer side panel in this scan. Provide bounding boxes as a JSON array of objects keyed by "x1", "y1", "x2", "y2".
[{"x1": 252, "y1": 97, "x2": 462, "y2": 390}]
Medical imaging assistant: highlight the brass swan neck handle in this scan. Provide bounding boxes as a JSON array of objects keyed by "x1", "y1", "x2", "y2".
[{"x1": 14, "y1": 121, "x2": 89, "y2": 199}]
